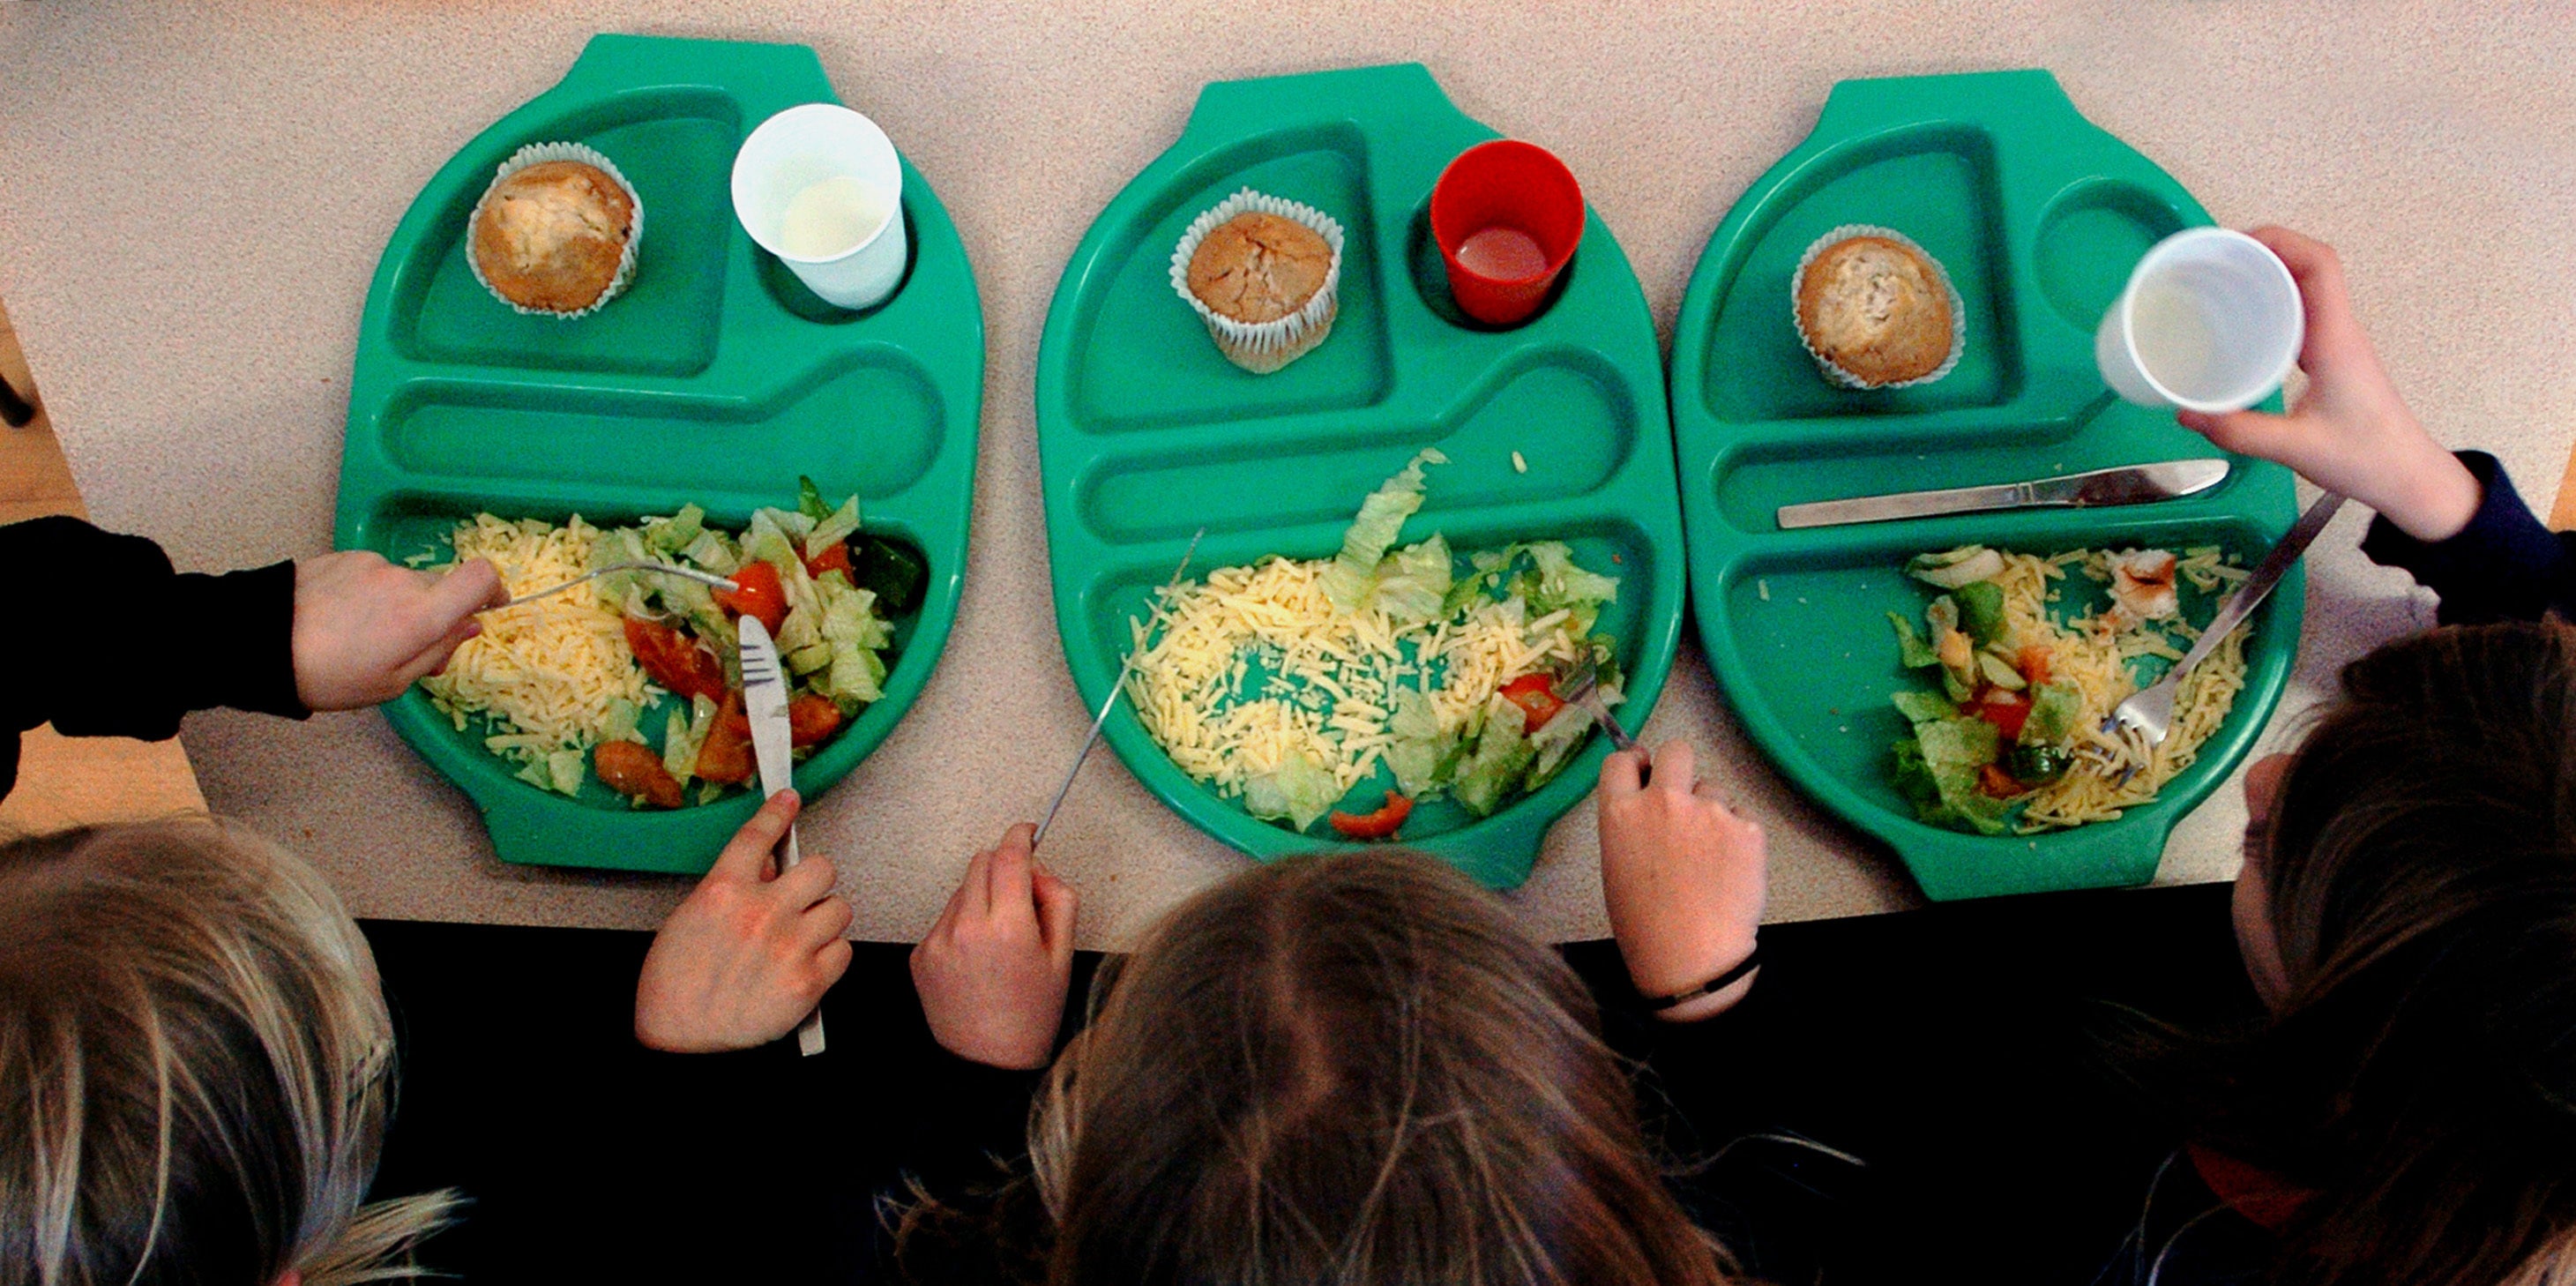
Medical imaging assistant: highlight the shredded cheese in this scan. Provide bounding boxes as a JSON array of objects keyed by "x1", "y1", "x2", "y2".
[
  {"x1": 419, "y1": 514, "x2": 650, "y2": 757},
  {"x1": 1124, "y1": 553, "x2": 1589, "y2": 801}
]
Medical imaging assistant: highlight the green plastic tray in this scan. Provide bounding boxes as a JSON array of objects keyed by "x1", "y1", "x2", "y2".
[
  {"x1": 1669, "y1": 70, "x2": 2300, "y2": 901},
  {"x1": 1034, "y1": 64, "x2": 1685, "y2": 890},
  {"x1": 332, "y1": 34, "x2": 983, "y2": 874}
]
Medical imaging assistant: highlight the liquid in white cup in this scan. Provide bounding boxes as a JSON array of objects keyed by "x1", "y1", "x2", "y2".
[
  {"x1": 2096, "y1": 228, "x2": 2302, "y2": 414},
  {"x1": 731, "y1": 104, "x2": 907, "y2": 310},
  {"x1": 779, "y1": 175, "x2": 894, "y2": 259}
]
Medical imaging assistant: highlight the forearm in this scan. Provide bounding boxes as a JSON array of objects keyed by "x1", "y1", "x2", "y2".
[
  {"x1": 1, "y1": 517, "x2": 305, "y2": 744},
  {"x1": 2359, "y1": 451, "x2": 2572, "y2": 624}
]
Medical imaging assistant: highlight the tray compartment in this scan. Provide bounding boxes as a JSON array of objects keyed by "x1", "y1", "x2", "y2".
[
  {"x1": 2032, "y1": 178, "x2": 2188, "y2": 333},
  {"x1": 1064, "y1": 125, "x2": 1393, "y2": 434},
  {"x1": 389, "y1": 89, "x2": 742, "y2": 378},
  {"x1": 1071, "y1": 347, "x2": 1639, "y2": 543},
  {"x1": 377, "y1": 352, "x2": 945, "y2": 497},
  {"x1": 1703, "y1": 393, "x2": 2263, "y2": 535},
  {"x1": 1072, "y1": 507, "x2": 1667, "y2": 844},
  {"x1": 1712, "y1": 509, "x2": 2292, "y2": 886},
  {"x1": 1695, "y1": 124, "x2": 2024, "y2": 427}
]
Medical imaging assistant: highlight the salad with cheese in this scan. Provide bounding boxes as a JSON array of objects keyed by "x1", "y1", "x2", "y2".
[
  {"x1": 419, "y1": 481, "x2": 923, "y2": 808},
  {"x1": 1886, "y1": 542, "x2": 2249, "y2": 835},
  {"x1": 1123, "y1": 450, "x2": 1624, "y2": 841}
]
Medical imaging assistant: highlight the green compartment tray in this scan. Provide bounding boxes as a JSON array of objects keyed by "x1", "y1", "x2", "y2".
[
  {"x1": 1669, "y1": 70, "x2": 2299, "y2": 901},
  {"x1": 1034, "y1": 64, "x2": 1685, "y2": 889},
  {"x1": 332, "y1": 34, "x2": 983, "y2": 874}
]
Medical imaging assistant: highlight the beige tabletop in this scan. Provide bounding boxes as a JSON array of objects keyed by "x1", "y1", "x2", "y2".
[{"x1": 2, "y1": 2, "x2": 2569, "y2": 949}]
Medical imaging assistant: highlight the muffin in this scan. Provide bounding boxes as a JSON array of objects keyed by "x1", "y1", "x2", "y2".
[
  {"x1": 1792, "y1": 228, "x2": 1960, "y2": 388},
  {"x1": 468, "y1": 144, "x2": 641, "y2": 318},
  {"x1": 1169, "y1": 189, "x2": 1343, "y2": 374}
]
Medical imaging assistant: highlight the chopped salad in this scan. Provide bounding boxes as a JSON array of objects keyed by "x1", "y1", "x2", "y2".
[
  {"x1": 1123, "y1": 451, "x2": 1625, "y2": 841},
  {"x1": 422, "y1": 480, "x2": 925, "y2": 809}
]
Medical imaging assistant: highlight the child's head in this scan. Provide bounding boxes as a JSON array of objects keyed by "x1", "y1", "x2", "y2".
[
  {"x1": 0, "y1": 820, "x2": 454, "y2": 1286},
  {"x1": 1025, "y1": 848, "x2": 1731, "y2": 1285},
  {"x1": 2222, "y1": 621, "x2": 2576, "y2": 1286}
]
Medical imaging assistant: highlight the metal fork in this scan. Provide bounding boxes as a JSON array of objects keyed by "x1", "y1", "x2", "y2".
[
  {"x1": 490, "y1": 562, "x2": 739, "y2": 610},
  {"x1": 1555, "y1": 657, "x2": 1638, "y2": 754},
  {"x1": 2106, "y1": 490, "x2": 2346, "y2": 747}
]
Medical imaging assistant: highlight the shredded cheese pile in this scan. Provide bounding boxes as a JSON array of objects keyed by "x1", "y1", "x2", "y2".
[
  {"x1": 1124, "y1": 554, "x2": 1587, "y2": 800},
  {"x1": 419, "y1": 514, "x2": 650, "y2": 756},
  {"x1": 1994, "y1": 547, "x2": 2251, "y2": 830}
]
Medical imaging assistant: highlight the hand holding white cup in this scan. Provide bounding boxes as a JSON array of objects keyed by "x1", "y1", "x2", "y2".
[
  {"x1": 731, "y1": 103, "x2": 907, "y2": 311},
  {"x1": 2096, "y1": 228, "x2": 2302, "y2": 414}
]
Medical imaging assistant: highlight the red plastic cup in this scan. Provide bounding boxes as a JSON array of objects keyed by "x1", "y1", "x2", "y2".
[{"x1": 1429, "y1": 139, "x2": 1586, "y2": 326}]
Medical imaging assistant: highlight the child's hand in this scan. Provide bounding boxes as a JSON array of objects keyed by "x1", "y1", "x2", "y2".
[
  {"x1": 635, "y1": 792, "x2": 854, "y2": 1053},
  {"x1": 1598, "y1": 740, "x2": 1766, "y2": 1022},
  {"x1": 2175, "y1": 226, "x2": 2480, "y2": 542},
  {"x1": 910, "y1": 823, "x2": 1078, "y2": 1069},
  {"x1": 292, "y1": 552, "x2": 508, "y2": 710}
]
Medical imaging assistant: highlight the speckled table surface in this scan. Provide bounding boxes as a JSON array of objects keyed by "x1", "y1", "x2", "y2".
[{"x1": 3, "y1": 2, "x2": 2569, "y2": 948}]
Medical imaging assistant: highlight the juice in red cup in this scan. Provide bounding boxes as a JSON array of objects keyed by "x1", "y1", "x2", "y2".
[{"x1": 1430, "y1": 139, "x2": 1584, "y2": 326}]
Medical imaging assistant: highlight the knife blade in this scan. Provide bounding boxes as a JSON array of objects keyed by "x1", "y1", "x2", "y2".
[
  {"x1": 1775, "y1": 459, "x2": 2230, "y2": 530},
  {"x1": 738, "y1": 615, "x2": 825, "y2": 1058}
]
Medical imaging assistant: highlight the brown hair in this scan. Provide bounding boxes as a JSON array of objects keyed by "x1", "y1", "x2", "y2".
[
  {"x1": 944, "y1": 848, "x2": 1732, "y2": 1286},
  {"x1": 0, "y1": 820, "x2": 457, "y2": 1286},
  {"x1": 2204, "y1": 622, "x2": 2576, "y2": 1286}
]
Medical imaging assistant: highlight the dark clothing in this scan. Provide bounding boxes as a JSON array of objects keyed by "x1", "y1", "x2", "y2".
[
  {"x1": 2361, "y1": 450, "x2": 2573, "y2": 624},
  {"x1": 0, "y1": 516, "x2": 305, "y2": 799}
]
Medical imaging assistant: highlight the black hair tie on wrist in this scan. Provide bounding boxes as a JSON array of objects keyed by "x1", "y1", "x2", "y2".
[{"x1": 1643, "y1": 945, "x2": 1763, "y2": 1012}]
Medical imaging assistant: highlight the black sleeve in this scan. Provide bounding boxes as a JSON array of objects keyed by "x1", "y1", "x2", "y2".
[
  {"x1": 0, "y1": 516, "x2": 306, "y2": 796},
  {"x1": 893, "y1": 1050, "x2": 1047, "y2": 1194},
  {"x1": 2358, "y1": 451, "x2": 2576, "y2": 624}
]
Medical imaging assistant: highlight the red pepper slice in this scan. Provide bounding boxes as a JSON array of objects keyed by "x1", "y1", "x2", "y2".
[
  {"x1": 691, "y1": 690, "x2": 756, "y2": 785},
  {"x1": 594, "y1": 739, "x2": 684, "y2": 808},
  {"x1": 713, "y1": 559, "x2": 790, "y2": 637},
  {"x1": 1973, "y1": 689, "x2": 2032, "y2": 742},
  {"x1": 1499, "y1": 673, "x2": 1566, "y2": 735},
  {"x1": 1328, "y1": 790, "x2": 1414, "y2": 841},
  {"x1": 787, "y1": 694, "x2": 843, "y2": 747},
  {"x1": 623, "y1": 617, "x2": 727, "y2": 703},
  {"x1": 803, "y1": 541, "x2": 855, "y2": 583}
]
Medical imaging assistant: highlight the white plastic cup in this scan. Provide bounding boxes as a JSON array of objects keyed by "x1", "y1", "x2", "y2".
[
  {"x1": 731, "y1": 104, "x2": 907, "y2": 311},
  {"x1": 2095, "y1": 228, "x2": 2302, "y2": 414}
]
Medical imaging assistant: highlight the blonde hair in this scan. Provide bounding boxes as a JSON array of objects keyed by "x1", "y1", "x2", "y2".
[
  {"x1": 0, "y1": 820, "x2": 458, "y2": 1286},
  {"x1": 1013, "y1": 849, "x2": 1735, "y2": 1286}
]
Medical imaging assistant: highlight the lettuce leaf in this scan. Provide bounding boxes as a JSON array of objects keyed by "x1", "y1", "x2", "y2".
[
  {"x1": 1318, "y1": 449, "x2": 1447, "y2": 613},
  {"x1": 804, "y1": 493, "x2": 862, "y2": 563},
  {"x1": 1889, "y1": 611, "x2": 1940, "y2": 669},
  {"x1": 1371, "y1": 535, "x2": 1453, "y2": 624},
  {"x1": 1385, "y1": 688, "x2": 1452, "y2": 797},
  {"x1": 1243, "y1": 749, "x2": 1339, "y2": 832},
  {"x1": 1452, "y1": 697, "x2": 1537, "y2": 817}
]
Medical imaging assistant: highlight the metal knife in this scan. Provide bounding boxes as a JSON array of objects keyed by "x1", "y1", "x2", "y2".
[
  {"x1": 1775, "y1": 459, "x2": 2230, "y2": 530},
  {"x1": 738, "y1": 615, "x2": 826, "y2": 1058}
]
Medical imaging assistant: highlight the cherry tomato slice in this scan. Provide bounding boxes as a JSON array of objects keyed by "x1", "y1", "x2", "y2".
[
  {"x1": 594, "y1": 739, "x2": 684, "y2": 809},
  {"x1": 1499, "y1": 673, "x2": 1566, "y2": 735},
  {"x1": 803, "y1": 541, "x2": 855, "y2": 583},
  {"x1": 714, "y1": 560, "x2": 790, "y2": 637},
  {"x1": 623, "y1": 617, "x2": 726, "y2": 703},
  {"x1": 1973, "y1": 689, "x2": 2032, "y2": 742},
  {"x1": 692, "y1": 691, "x2": 756, "y2": 785},
  {"x1": 1328, "y1": 790, "x2": 1415, "y2": 841},
  {"x1": 787, "y1": 694, "x2": 843, "y2": 747}
]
